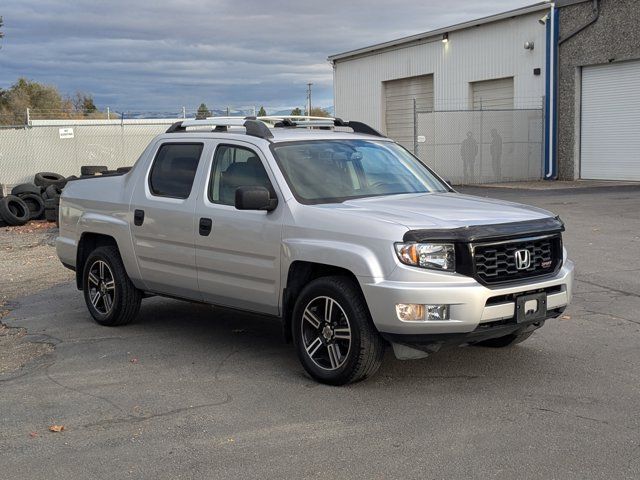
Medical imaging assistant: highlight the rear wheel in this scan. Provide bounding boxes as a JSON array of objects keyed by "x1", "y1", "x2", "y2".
[
  {"x1": 83, "y1": 246, "x2": 142, "y2": 326},
  {"x1": 292, "y1": 276, "x2": 385, "y2": 385}
]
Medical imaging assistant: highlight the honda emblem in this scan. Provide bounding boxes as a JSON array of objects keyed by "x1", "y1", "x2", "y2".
[{"x1": 514, "y1": 249, "x2": 531, "y2": 270}]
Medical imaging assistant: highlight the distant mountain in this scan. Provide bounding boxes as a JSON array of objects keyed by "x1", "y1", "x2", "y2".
[
  {"x1": 121, "y1": 106, "x2": 334, "y2": 119},
  {"x1": 268, "y1": 106, "x2": 335, "y2": 117}
]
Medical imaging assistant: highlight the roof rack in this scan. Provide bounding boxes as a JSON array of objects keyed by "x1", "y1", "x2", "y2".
[
  {"x1": 165, "y1": 116, "x2": 383, "y2": 139},
  {"x1": 258, "y1": 115, "x2": 384, "y2": 137},
  {"x1": 165, "y1": 117, "x2": 273, "y2": 139}
]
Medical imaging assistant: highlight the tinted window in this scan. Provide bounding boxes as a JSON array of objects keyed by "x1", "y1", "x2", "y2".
[
  {"x1": 209, "y1": 145, "x2": 274, "y2": 206},
  {"x1": 149, "y1": 143, "x2": 203, "y2": 199}
]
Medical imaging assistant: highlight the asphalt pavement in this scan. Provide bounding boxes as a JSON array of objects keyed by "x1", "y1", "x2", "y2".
[{"x1": 1, "y1": 184, "x2": 639, "y2": 479}]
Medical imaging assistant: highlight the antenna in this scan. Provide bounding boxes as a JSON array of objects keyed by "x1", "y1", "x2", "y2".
[{"x1": 306, "y1": 83, "x2": 313, "y2": 116}]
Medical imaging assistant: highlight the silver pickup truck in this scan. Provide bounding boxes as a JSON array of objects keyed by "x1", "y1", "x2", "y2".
[{"x1": 56, "y1": 116, "x2": 574, "y2": 385}]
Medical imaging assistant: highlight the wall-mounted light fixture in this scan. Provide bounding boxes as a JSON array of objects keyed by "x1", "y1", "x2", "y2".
[
  {"x1": 524, "y1": 41, "x2": 535, "y2": 50},
  {"x1": 442, "y1": 32, "x2": 449, "y2": 43}
]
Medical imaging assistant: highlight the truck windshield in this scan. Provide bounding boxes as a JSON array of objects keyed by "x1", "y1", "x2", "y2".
[{"x1": 271, "y1": 139, "x2": 449, "y2": 204}]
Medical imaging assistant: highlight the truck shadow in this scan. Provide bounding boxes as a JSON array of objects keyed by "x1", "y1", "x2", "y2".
[
  {"x1": 133, "y1": 296, "x2": 568, "y2": 389},
  {"x1": 7, "y1": 282, "x2": 570, "y2": 391}
]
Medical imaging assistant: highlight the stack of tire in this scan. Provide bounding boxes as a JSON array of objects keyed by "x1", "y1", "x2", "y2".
[{"x1": 0, "y1": 172, "x2": 68, "y2": 228}]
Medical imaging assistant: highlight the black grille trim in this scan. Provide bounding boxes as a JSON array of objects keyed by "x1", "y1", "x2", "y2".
[{"x1": 470, "y1": 234, "x2": 563, "y2": 286}]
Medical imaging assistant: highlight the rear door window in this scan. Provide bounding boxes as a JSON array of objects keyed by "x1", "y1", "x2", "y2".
[{"x1": 149, "y1": 143, "x2": 204, "y2": 199}]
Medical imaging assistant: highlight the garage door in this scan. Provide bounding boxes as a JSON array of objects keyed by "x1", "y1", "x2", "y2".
[
  {"x1": 581, "y1": 60, "x2": 640, "y2": 181},
  {"x1": 384, "y1": 75, "x2": 433, "y2": 151},
  {"x1": 471, "y1": 77, "x2": 514, "y2": 110}
]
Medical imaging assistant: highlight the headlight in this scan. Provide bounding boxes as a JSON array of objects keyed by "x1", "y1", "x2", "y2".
[{"x1": 395, "y1": 243, "x2": 455, "y2": 271}]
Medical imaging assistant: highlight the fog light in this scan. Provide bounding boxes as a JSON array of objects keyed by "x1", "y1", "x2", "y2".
[
  {"x1": 396, "y1": 304, "x2": 450, "y2": 321},
  {"x1": 425, "y1": 304, "x2": 450, "y2": 321},
  {"x1": 396, "y1": 304, "x2": 425, "y2": 322}
]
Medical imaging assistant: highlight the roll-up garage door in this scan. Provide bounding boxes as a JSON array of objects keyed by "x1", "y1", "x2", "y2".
[
  {"x1": 581, "y1": 60, "x2": 640, "y2": 181},
  {"x1": 471, "y1": 77, "x2": 514, "y2": 110},
  {"x1": 384, "y1": 75, "x2": 433, "y2": 151}
]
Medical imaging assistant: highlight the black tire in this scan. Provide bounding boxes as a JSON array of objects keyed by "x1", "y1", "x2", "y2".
[
  {"x1": 116, "y1": 167, "x2": 132, "y2": 173},
  {"x1": 43, "y1": 184, "x2": 62, "y2": 200},
  {"x1": 474, "y1": 330, "x2": 534, "y2": 348},
  {"x1": 0, "y1": 195, "x2": 30, "y2": 226},
  {"x1": 18, "y1": 193, "x2": 45, "y2": 219},
  {"x1": 66, "y1": 175, "x2": 78, "y2": 182},
  {"x1": 44, "y1": 208, "x2": 58, "y2": 223},
  {"x1": 292, "y1": 276, "x2": 385, "y2": 385},
  {"x1": 11, "y1": 183, "x2": 42, "y2": 196},
  {"x1": 82, "y1": 246, "x2": 142, "y2": 326},
  {"x1": 34, "y1": 172, "x2": 66, "y2": 188},
  {"x1": 80, "y1": 165, "x2": 108, "y2": 176},
  {"x1": 44, "y1": 197, "x2": 59, "y2": 208}
]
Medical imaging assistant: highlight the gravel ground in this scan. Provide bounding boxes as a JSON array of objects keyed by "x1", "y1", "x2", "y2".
[{"x1": 0, "y1": 221, "x2": 73, "y2": 374}]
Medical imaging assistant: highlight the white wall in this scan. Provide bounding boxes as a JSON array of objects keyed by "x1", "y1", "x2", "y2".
[{"x1": 333, "y1": 10, "x2": 548, "y2": 132}]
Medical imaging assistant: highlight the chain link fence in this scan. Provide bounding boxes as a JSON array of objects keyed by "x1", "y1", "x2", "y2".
[
  {"x1": 0, "y1": 106, "x2": 544, "y2": 187},
  {"x1": 0, "y1": 119, "x2": 176, "y2": 185},
  {"x1": 406, "y1": 107, "x2": 544, "y2": 185}
]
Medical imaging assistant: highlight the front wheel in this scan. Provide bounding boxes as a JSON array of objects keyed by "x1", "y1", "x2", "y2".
[
  {"x1": 83, "y1": 246, "x2": 142, "y2": 326},
  {"x1": 292, "y1": 276, "x2": 385, "y2": 385}
]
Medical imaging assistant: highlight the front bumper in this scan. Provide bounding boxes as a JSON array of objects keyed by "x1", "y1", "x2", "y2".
[{"x1": 359, "y1": 259, "x2": 574, "y2": 335}]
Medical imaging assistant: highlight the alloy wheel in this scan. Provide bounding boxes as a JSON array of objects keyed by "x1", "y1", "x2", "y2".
[
  {"x1": 301, "y1": 296, "x2": 352, "y2": 370},
  {"x1": 87, "y1": 260, "x2": 116, "y2": 315}
]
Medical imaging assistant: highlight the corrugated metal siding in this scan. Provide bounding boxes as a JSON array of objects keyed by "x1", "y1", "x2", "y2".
[
  {"x1": 334, "y1": 10, "x2": 547, "y2": 126},
  {"x1": 471, "y1": 77, "x2": 514, "y2": 109},
  {"x1": 581, "y1": 60, "x2": 640, "y2": 181},
  {"x1": 384, "y1": 75, "x2": 433, "y2": 150}
]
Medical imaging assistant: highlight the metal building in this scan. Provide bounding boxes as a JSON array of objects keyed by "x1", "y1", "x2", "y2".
[
  {"x1": 329, "y1": 3, "x2": 554, "y2": 184},
  {"x1": 556, "y1": 0, "x2": 640, "y2": 181}
]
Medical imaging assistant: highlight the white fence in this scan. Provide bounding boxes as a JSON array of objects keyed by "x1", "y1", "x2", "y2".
[
  {"x1": 0, "y1": 110, "x2": 544, "y2": 187},
  {"x1": 0, "y1": 119, "x2": 177, "y2": 186}
]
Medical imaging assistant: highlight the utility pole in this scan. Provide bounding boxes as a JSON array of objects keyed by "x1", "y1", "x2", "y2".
[{"x1": 306, "y1": 83, "x2": 313, "y2": 116}]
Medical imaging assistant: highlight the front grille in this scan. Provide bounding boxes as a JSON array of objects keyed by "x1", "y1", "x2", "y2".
[{"x1": 472, "y1": 235, "x2": 562, "y2": 285}]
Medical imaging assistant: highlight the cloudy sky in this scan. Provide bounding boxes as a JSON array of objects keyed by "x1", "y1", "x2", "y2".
[{"x1": 0, "y1": 0, "x2": 536, "y2": 113}]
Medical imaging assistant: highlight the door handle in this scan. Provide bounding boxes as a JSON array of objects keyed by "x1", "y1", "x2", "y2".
[
  {"x1": 199, "y1": 217, "x2": 213, "y2": 236},
  {"x1": 134, "y1": 209, "x2": 145, "y2": 226}
]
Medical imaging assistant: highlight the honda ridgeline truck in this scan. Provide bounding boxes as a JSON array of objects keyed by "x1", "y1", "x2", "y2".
[{"x1": 56, "y1": 116, "x2": 574, "y2": 385}]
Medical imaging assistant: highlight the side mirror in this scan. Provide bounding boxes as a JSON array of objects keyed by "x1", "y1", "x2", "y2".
[{"x1": 235, "y1": 186, "x2": 278, "y2": 211}]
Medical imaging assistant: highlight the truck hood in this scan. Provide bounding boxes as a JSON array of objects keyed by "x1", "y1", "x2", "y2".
[{"x1": 320, "y1": 192, "x2": 554, "y2": 230}]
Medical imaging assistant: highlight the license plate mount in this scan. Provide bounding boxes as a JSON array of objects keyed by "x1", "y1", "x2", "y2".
[{"x1": 516, "y1": 292, "x2": 547, "y2": 323}]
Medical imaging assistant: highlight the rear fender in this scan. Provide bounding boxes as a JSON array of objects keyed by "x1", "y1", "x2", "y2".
[{"x1": 76, "y1": 212, "x2": 145, "y2": 290}]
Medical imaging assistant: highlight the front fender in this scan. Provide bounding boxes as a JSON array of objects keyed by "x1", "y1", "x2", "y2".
[{"x1": 282, "y1": 238, "x2": 388, "y2": 279}]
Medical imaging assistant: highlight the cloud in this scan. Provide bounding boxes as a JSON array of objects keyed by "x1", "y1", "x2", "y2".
[{"x1": 0, "y1": 0, "x2": 535, "y2": 112}]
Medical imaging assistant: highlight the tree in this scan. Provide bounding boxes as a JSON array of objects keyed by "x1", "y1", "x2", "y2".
[
  {"x1": 0, "y1": 78, "x2": 66, "y2": 124},
  {"x1": 309, "y1": 107, "x2": 331, "y2": 117},
  {"x1": 257, "y1": 106, "x2": 267, "y2": 117},
  {"x1": 290, "y1": 107, "x2": 302, "y2": 116},
  {"x1": 196, "y1": 103, "x2": 211, "y2": 119},
  {"x1": 72, "y1": 92, "x2": 97, "y2": 115}
]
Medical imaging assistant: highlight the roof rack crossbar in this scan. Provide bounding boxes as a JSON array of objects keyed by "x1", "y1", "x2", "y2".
[
  {"x1": 266, "y1": 116, "x2": 384, "y2": 137},
  {"x1": 165, "y1": 117, "x2": 272, "y2": 140}
]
